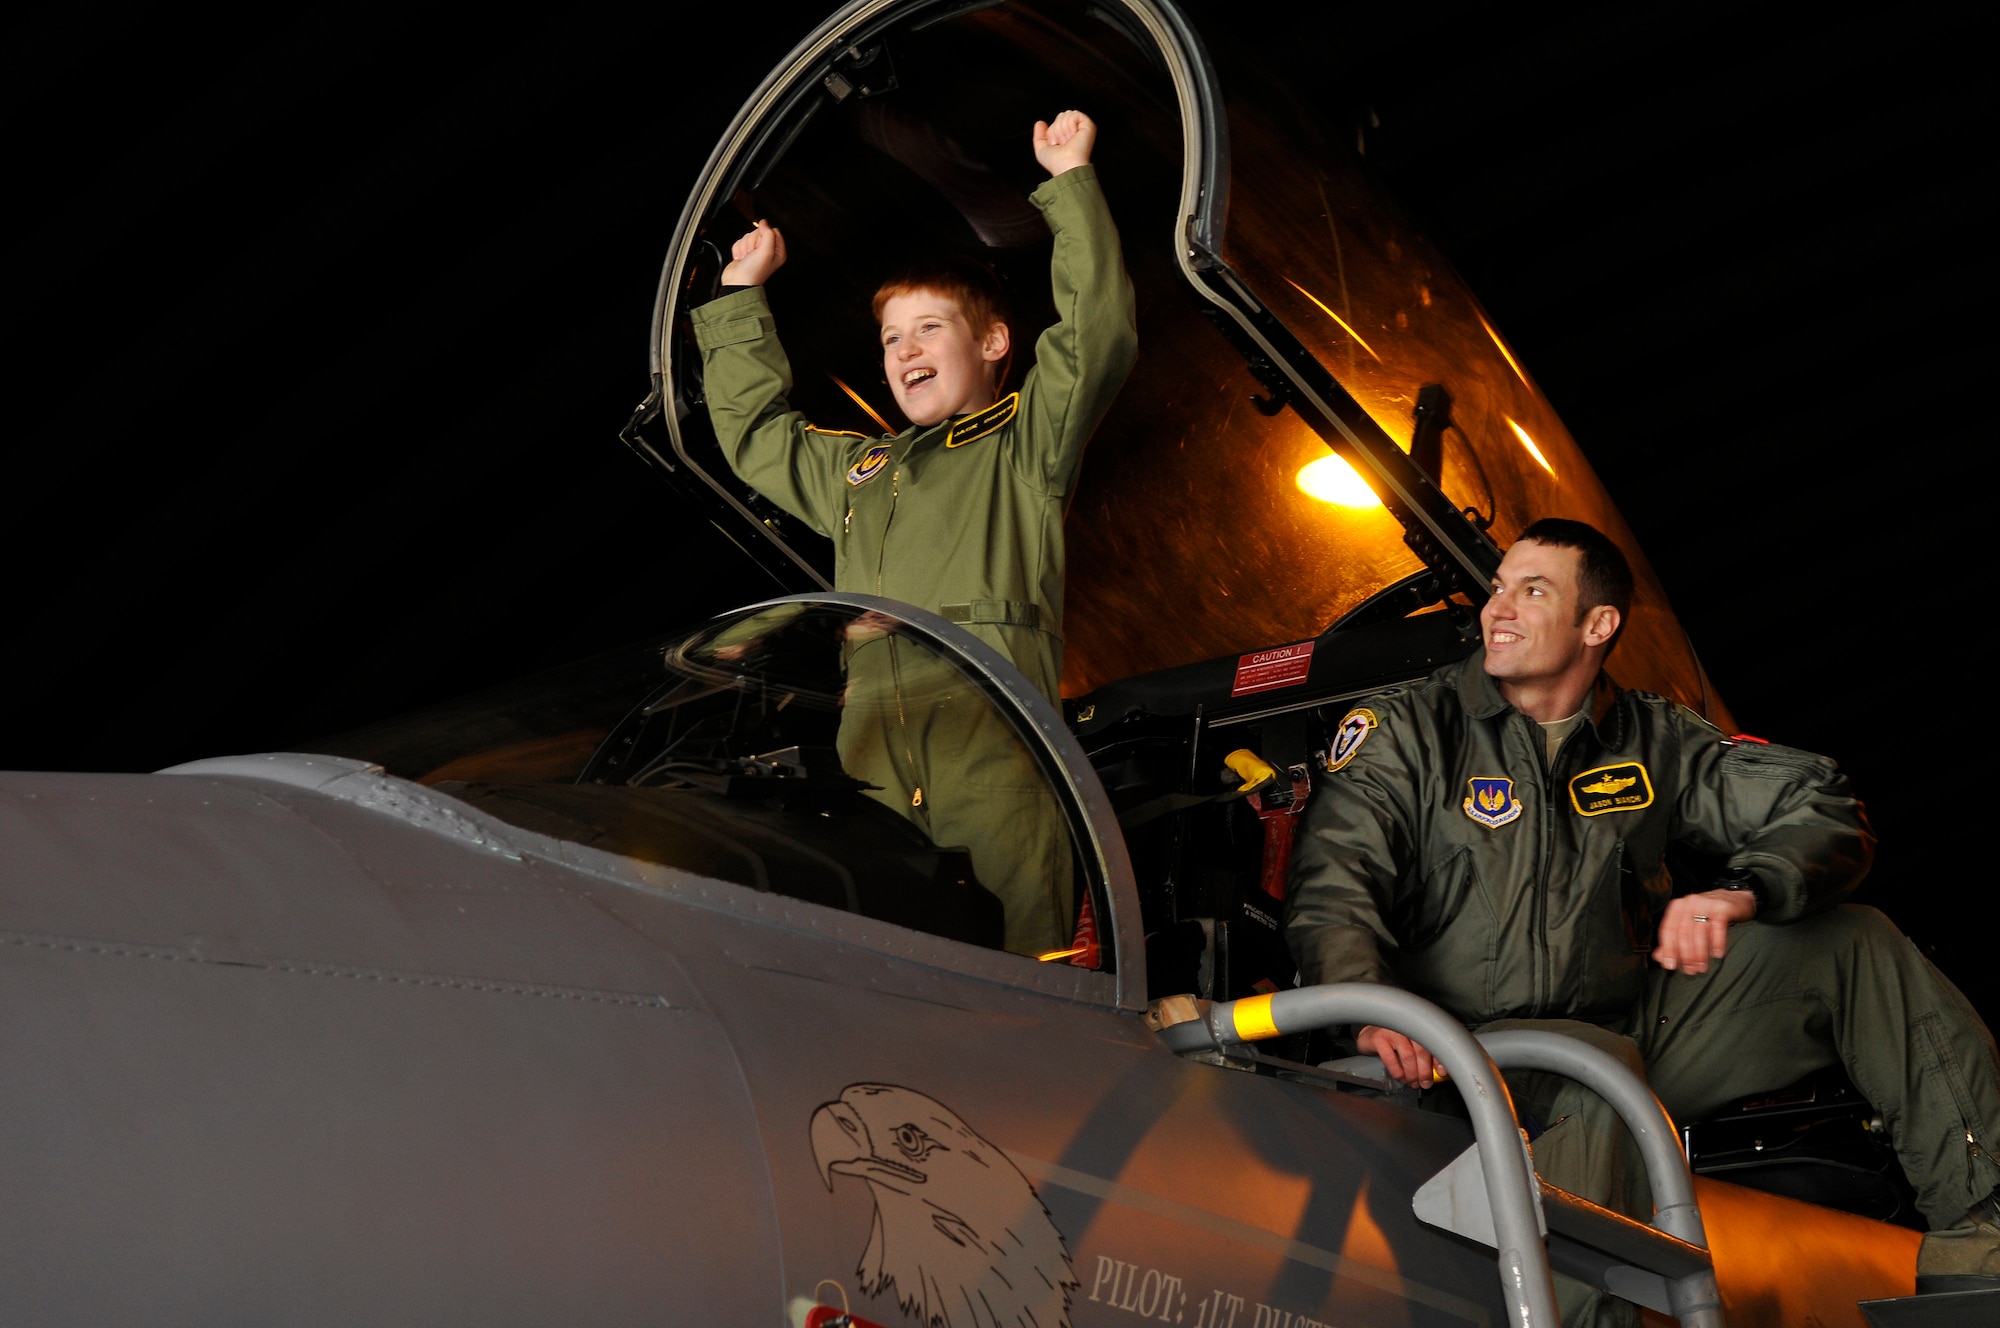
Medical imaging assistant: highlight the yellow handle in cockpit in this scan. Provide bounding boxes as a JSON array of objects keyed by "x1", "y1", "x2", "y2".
[{"x1": 1223, "y1": 748, "x2": 1280, "y2": 793}]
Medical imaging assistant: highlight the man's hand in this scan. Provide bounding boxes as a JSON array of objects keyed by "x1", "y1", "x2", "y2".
[
  {"x1": 1033, "y1": 110, "x2": 1096, "y2": 177},
  {"x1": 1652, "y1": 888, "x2": 1759, "y2": 975},
  {"x1": 1357, "y1": 1025, "x2": 1446, "y2": 1089},
  {"x1": 720, "y1": 219, "x2": 787, "y2": 287}
]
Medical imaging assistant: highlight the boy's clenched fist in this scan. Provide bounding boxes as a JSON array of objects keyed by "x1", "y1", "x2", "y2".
[
  {"x1": 721, "y1": 218, "x2": 787, "y2": 287},
  {"x1": 1033, "y1": 110, "x2": 1096, "y2": 178}
]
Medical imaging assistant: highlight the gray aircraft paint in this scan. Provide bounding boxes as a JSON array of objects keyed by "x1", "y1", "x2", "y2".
[{"x1": 0, "y1": 744, "x2": 1504, "y2": 1325}]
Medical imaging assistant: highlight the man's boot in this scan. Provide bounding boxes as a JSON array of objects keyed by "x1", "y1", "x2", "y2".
[{"x1": 1916, "y1": 1189, "x2": 2000, "y2": 1294}]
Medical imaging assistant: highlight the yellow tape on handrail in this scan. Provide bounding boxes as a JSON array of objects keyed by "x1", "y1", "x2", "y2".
[{"x1": 1231, "y1": 993, "x2": 1281, "y2": 1041}]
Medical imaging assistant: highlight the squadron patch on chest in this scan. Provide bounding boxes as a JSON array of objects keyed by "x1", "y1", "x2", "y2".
[
  {"x1": 944, "y1": 392, "x2": 1019, "y2": 448},
  {"x1": 1463, "y1": 776, "x2": 1524, "y2": 828},
  {"x1": 1325, "y1": 707, "x2": 1378, "y2": 772},
  {"x1": 1569, "y1": 761, "x2": 1654, "y2": 816},
  {"x1": 846, "y1": 444, "x2": 893, "y2": 486}
]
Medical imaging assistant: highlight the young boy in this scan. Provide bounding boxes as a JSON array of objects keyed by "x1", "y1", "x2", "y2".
[
  {"x1": 687, "y1": 110, "x2": 1137, "y2": 705},
  {"x1": 686, "y1": 111, "x2": 1137, "y2": 957}
]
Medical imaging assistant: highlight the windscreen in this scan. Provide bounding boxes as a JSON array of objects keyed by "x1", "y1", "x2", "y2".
[{"x1": 319, "y1": 601, "x2": 1105, "y2": 965}]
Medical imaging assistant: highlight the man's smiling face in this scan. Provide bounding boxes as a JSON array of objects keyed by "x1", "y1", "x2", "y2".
[
  {"x1": 1480, "y1": 538, "x2": 1591, "y2": 683},
  {"x1": 879, "y1": 288, "x2": 1007, "y2": 427}
]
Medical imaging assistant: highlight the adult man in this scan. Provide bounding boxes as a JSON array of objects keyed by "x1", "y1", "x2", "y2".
[{"x1": 1286, "y1": 518, "x2": 2000, "y2": 1320}]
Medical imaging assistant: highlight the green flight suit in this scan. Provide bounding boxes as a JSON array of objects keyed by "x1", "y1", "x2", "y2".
[
  {"x1": 1288, "y1": 650, "x2": 2000, "y2": 1326},
  {"x1": 689, "y1": 164, "x2": 1138, "y2": 955},
  {"x1": 687, "y1": 163, "x2": 1136, "y2": 702}
]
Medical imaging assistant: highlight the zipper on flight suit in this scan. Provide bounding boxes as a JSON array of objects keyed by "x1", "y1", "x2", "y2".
[
  {"x1": 1532, "y1": 717, "x2": 1593, "y2": 1015},
  {"x1": 874, "y1": 468, "x2": 900, "y2": 594},
  {"x1": 873, "y1": 466, "x2": 923, "y2": 809},
  {"x1": 1527, "y1": 714, "x2": 1584, "y2": 1016},
  {"x1": 1531, "y1": 715, "x2": 1555, "y2": 1015}
]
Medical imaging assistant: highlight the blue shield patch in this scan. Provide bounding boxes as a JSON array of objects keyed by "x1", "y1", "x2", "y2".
[
  {"x1": 846, "y1": 445, "x2": 892, "y2": 486},
  {"x1": 1463, "y1": 776, "x2": 1524, "y2": 829}
]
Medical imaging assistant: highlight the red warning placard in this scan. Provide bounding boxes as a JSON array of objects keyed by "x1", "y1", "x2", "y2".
[{"x1": 1231, "y1": 641, "x2": 1314, "y2": 697}]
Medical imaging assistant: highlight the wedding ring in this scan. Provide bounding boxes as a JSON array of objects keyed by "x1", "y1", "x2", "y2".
[{"x1": 1692, "y1": 914, "x2": 1709, "y2": 924}]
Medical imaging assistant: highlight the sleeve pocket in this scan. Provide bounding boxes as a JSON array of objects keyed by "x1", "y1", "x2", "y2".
[
  {"x1": 693, "y1": 315, "x2": 765, "y2": 351},
  {"x1": 1720, "y1": 742, "x2": 1835, "y2": 782}
]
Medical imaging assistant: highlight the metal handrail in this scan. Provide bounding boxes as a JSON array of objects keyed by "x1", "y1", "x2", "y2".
[
  {"x1": 1476, "y1": 1031, "x2": 1722, "y2": 1327},
  {"x1": 1159, "y1": 984, "x2": 1560, "y2": 1327}
]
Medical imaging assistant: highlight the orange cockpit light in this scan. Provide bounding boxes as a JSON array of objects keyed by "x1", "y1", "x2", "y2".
[
  {"x1": 1505, "y1": 417, "x2": 1557, "y2": 478},
  {"x1": 1296, "y1": 453, "x2": 1382, "y2": 507}
]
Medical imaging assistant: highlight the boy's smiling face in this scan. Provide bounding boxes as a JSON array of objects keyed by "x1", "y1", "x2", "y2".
[{"x1": 879, "y1": 287, "x2": 1009, "y2": 428}]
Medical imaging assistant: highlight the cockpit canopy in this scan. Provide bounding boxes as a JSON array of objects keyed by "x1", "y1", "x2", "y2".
[{"x1": 632, "y1": 0, "x2": 1725, "y2": 722}]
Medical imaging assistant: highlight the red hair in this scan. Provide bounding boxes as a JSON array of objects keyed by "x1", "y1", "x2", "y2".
[{"x1": 872, "y1": 257, "x2": 1014, "y2": 387}]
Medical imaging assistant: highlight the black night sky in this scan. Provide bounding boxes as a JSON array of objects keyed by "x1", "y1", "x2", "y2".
[{"x1": 10, "y1": 5, "x2": 1993, "y2": 1011}]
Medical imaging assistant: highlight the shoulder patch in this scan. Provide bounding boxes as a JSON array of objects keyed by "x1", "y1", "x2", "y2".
[
  {"x1": 1325, "y1": 707, "x2": 1378, "y2": 772},
  {"x1": 1463, "y1": 777, "x2": 1524, "y2": 828},
  {"x1": 1569, "y1": 762, "x2": 1655, "y2": 816},
  {"x1": 846, "y1": 444, "x2": 892, "y2": 486},
  {"x1": 945, "y1": 392, "x2": 1019, "y2": 448}
]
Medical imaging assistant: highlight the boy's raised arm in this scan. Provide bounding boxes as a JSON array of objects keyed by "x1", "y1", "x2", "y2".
[
  {"x1": 689, "y1": 220, "x2": 849, "y2": 538},
  {"x1": 1015, "y1": 111, "x2": 1139, "y2": 494}
]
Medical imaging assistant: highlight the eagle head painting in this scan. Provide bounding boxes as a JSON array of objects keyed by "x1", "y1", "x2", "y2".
[{"x1": 809, "y1": 1084, "x2": 1078, "y2": 1328}]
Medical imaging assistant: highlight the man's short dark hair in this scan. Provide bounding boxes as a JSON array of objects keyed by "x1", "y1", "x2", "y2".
[{"x1": 1518, "y1": 517, "x2": 1634, "y2": 624}]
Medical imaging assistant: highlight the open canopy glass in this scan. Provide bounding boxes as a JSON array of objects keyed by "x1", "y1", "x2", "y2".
[{"x1": 633, "y1": 0, "x2": 1726, "y2": 722}]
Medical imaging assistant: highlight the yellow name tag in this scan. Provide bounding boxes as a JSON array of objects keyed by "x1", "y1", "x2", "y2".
[
  {"x1": 1569, "y1": 762, "x2": 1655, "y2": 816},
  {"x1": 945, "y1": 392, "x2": 1019, "y2": 447}
]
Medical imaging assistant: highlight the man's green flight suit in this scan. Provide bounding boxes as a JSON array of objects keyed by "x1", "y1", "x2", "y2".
[
  {"x1": 689, "y1": 165, "x2": 1138, "y2": 956},
  {"x1": 1287, "y1": 650, "x2": 2000, "y2": 1326}
]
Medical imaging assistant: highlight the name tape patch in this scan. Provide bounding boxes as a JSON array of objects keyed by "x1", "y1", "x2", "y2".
[
  {"x1": 1232, "y1": 641, "x2": 1314, "y2": 697},
  {"x1": 1463, "y1": 776, "x2": 1524, "y2": 829},
  {"x1": 1325, "y1": 707, "x2": 1377, "y2": 771},
  {"x1": 1569, "y1": 762, "x2": 1654, "y2": 816},
  {"x1": 846, "y1": 445, "x2": 892, "y2": 486},
  {"x1": 945, "y1": 392, "x2": 1019, "y2": 448}
]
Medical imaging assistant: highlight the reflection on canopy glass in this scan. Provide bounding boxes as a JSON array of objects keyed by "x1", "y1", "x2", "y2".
[
  {"x1": 332, "y1": 602, "x2": 1098, "y2": 962},
  {"x1": 1203, "y1": 40, "x2": 1718, "y2": 719}
]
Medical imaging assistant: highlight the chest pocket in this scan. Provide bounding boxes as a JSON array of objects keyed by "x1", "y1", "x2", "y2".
[{"x1": 1398, "y1": 847, "x2": 1479, "y2": 950}]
